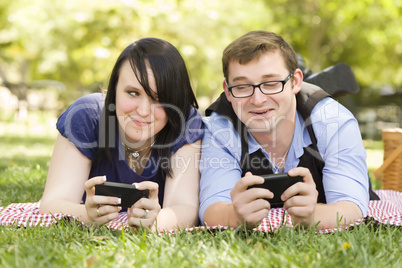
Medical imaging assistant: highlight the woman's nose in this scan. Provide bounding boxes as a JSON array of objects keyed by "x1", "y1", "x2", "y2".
[{"x1": 136, "y1": 96, "x2": 153, "y2": 116}]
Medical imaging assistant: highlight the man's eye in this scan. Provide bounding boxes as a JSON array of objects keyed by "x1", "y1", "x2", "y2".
[
  {"x1": 261, "y1": 82, "x2": 280, "y2": 89},
  {"x1": 235, "y1": 85, "x2": 250, "y2": 91}
]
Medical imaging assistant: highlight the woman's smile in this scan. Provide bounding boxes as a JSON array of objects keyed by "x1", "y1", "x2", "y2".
[{"x1": 131, "y1": 117, "x2": 152, "y2": 127}]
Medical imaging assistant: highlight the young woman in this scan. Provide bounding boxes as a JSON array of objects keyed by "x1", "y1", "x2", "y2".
[{"x1": 39, "y1": 37, "x2": 203, "y2": 231}]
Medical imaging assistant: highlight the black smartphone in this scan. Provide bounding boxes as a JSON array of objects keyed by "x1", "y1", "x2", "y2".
[
  {"x1": 95, "y1": 181, "x2": 149, "y2": 208},
  {"x1": 247, "y1": 173, "x2": 303, "y2": 208}
]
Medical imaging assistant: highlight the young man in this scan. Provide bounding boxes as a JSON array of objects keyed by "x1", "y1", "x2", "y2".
[{"x1": 199, "y1": 30, "x2": 376, "y2": 230}]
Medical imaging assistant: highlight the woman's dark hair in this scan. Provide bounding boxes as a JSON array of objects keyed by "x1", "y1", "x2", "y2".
[{"x1": 97, "y1": 37, "x2": 198, "y2": 178}]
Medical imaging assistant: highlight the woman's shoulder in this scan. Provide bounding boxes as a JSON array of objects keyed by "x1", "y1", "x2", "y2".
[
  {"x1": 185, "y1": 106, "x2": 204, "y2": 140},
  {"x1": 170, "y1": 106, "x2": 204, "y2": 155},
  {"x1": 59, "y1": 93, "x2": 105, "y2": 123},
  {"x1": 56, "y1": 93, "x2": 105, "y2": 159},
  {"x1": 185, "y1": 106, "x2": 203, "y2": 132},
  {"x1": 69, "y1": 92, "x2": 105, "y2": 108}
]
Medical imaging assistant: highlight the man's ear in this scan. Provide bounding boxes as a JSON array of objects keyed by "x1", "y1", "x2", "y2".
[
  {"x1": 292, "y1": 68, "x2": 303, "y2": 94},
  {"x1": 223, "y1": 79, "x2": 232, "y2": 102}
]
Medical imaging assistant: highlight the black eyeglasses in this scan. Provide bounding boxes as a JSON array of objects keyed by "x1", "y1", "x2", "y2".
[{"x1": 226, "y1": 72, "x2": 294, "y2": 98}]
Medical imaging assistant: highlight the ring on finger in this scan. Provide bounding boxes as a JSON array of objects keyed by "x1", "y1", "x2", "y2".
[
  {"x1": 142, "y1": 209, "x2": 149, "y2": 218},
  {"x1": 97, "y1": 206, "x2": 101, "y2": 217}
]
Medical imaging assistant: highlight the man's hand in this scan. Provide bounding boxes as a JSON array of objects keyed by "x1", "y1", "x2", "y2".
[
  {"x1": 230, "y1": 172, "x2": 273, "y2": 228},
  {"x1": 282, "y1": 167, "x2": 318, "y2": 227}
]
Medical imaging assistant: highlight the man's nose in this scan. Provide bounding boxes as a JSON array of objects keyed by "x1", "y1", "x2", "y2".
[{"x1": 249, "y1": 86, "x2": 267, "y2": 105}]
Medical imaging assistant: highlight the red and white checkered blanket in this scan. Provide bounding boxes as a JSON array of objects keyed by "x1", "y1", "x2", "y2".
[{"x1": 1, "y1": 190, "x2": 401, "y2": 233}]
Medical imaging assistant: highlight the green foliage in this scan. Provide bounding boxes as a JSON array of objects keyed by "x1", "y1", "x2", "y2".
[
  {"x1": 1, "y1": 0, "x2": 400, "y2": 106},
  {"x1": 260, "y1": 0, "x2": 402, "y2": 88}
]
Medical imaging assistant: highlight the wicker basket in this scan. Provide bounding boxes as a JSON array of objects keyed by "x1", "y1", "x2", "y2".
[{"x1": 374, "y1": 128, "x2": 402, "y2": 191}]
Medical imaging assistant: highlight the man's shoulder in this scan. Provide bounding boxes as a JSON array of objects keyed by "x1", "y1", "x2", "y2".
[
  {"x1": 306, "y1": 97, "x2": 359, "y2": 152},
  {"x1": 309, "y1": 97, "x2": 355, "y2": 124},
  {"x1": 202, "y1": 112, "x2": 241, "y2": 145},
  {"x1": 297, "y1": 83, "x2": 354, "y2": 123},
  {"x1": 202, "y1": 111, "x2": 236, "y2": 130}
]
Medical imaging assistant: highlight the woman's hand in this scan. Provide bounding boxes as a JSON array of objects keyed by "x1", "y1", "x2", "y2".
[
  {"x1": 84, "y1": 176, "x2": 122, "y2": 224},
  {"x1": 126, "y1": 181, "x2": 161, "y2": 229}
]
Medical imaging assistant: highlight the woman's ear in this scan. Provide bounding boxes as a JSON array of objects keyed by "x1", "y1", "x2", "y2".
[{"x1": 292, "y1": 68, "x2": 304, "y2": 94}]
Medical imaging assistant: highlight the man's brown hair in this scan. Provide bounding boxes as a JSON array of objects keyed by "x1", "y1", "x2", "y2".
[{"x1": 222, "y1": 31, "x2": 298, "y2": 80}]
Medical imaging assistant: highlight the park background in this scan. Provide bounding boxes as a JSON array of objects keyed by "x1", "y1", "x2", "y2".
[
  {"x1": 0, "y1": 0, "x2": 401, "y2": 186},
  {"x1": 1, "y1": 1, "x2": 401, "y2": 267},
  {"x1": 1, "y1": 0, "x2": 401, "y2": 136},
  {"x1": 1, "y1": 0, "x2": 401, "y2": 178}
]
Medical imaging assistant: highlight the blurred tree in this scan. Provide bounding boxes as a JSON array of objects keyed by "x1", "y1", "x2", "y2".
[
  {"x1": 0, "y1": 0, "x2": 401, "y2": 112},
  {"x1": 130, "y1": 0, "x2": 272, "y2": 99},
  {"x1": 0, "y1": 0, "x2": 273, "y2": 107},
  {"x1": 0, "y1": 0, "x2": 140, "y2": 106},
  {"x1": 260, "y1": 0, "x2": 402, "y2": 89}
]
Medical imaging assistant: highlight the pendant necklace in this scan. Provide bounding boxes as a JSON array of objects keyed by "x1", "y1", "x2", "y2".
[
  {"x1": 269, "y1": 147, "x2": 290, "y2": 174},
  {"x1": 122, "y1": 141, "x2": 155, "y2": 172}
]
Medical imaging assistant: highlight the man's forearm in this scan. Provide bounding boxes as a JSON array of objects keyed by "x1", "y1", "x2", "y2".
[
  {"x1": 204, "y1": 200, "x2": 363, "y2": 230},
  {"x1": 203, "y1": 202, "x2": 242, "y2": 227},
  {"x1": 308, "y1": 201, "x2": 363, "y2": 230}
]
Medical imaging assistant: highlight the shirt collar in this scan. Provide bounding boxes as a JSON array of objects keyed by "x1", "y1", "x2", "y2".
[{"x1": 246, "y1": 111, "x2": 309, "y2": 160}]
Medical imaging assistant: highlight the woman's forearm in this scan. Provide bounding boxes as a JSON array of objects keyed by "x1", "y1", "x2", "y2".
[
  {"x1": 153, "y1": 204, "x2": 199, "y2": 232},
  {"x1": 39, "y1": 199, "x2": 91, "y2": 225}
]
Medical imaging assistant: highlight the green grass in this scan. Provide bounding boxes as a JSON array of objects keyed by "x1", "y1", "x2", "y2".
[
  {"x1": 0, "y1": 135, "x2": 52, "y2": 205},
  {"x1": 1, "y1": 123, "x2": 401, "y2": 267},
  {"x1": 1, "y1": 220, "x2": 401, "y2": 267}
]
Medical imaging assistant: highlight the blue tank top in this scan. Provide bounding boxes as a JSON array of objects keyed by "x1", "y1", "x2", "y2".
[{"x1": 56, "y1": 93, "x2": 204, "y2": 207}]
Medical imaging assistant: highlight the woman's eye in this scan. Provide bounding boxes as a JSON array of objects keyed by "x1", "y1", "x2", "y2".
[{"x1": 128, "y1": 91, "x2": 139, "y2": 97}]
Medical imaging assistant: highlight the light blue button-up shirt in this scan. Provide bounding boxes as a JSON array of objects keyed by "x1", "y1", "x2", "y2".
[{"x1": 199, "y1": 97, "x2": 369, "y2": 224}]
